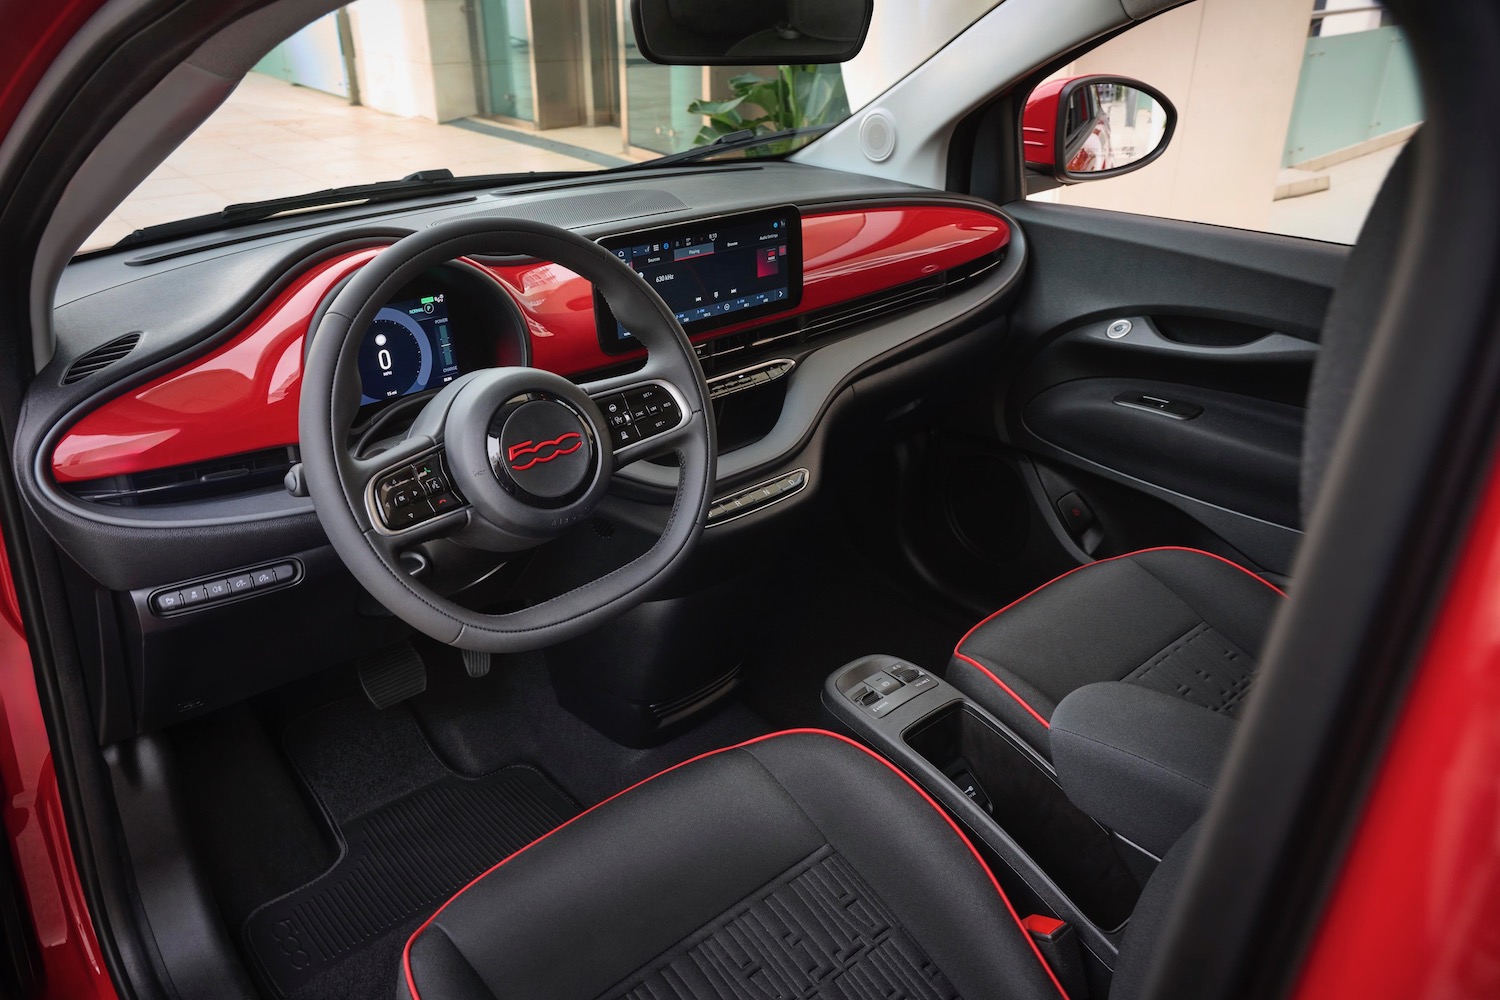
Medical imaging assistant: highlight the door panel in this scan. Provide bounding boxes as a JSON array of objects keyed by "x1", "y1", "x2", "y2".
[{"x1": 995, "y1": 201, "x2": 1349, "y2": 577}]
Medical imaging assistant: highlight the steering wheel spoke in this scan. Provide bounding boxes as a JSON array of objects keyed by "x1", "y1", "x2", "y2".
[
  {"x1": 584, "y1": 376, "x2": 693, "y2": 462},
  {"x1": 357, "y1": 442, "x2": 470, "y2": 540}
]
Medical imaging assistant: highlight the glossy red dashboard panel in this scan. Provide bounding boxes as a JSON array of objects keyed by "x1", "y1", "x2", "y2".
[{"x1": 52, "y1": 206, "x2": 1009, "y2": 484}]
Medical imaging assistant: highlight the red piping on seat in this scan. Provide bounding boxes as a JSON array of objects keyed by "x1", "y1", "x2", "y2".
[
  {"x1": 952, "y1": 546, "x2": 1287, "y2": 730},
  {"x1": 401, "y1": 728, "x2": 1070, "y2": 1000}
]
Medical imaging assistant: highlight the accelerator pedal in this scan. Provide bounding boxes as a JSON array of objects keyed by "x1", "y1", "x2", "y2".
[
  {"x1": 358, "y1": 641, "x2": 427, "y2": 709},
  {"x1": 460, "y1": 649, "x2": 491, "y2": 679}
]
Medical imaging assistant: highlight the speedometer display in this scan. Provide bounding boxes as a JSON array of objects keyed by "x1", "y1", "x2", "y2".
[{"x1": 357, "y1": 294, "x2": 461, "y2": 405}]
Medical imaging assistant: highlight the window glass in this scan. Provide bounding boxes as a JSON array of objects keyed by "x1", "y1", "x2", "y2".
[
  {"x1": 84, "y1": 0, "x2": 1004, "y2": 254},
  {"x1": 1025, "y1": 0, "x2": 1420, "y2": 244}
]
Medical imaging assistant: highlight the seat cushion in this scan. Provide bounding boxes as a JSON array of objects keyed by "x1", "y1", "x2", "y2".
[
  {"x1": 947, "y1": 547, "x2": 1284, "y2": 757},
  {"x1": 399, "y1": 730, "x2": 1066, "y2": 1000}
]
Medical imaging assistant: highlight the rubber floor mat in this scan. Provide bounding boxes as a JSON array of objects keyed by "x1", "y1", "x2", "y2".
[{"x1": 245, "y1": 765, "x2": 576, "y2": 996}]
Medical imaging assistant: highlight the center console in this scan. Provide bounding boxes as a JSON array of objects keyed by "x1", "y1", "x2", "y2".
[{"x1": 823, "y1": 656, "x2": 1158, "y2": 997}]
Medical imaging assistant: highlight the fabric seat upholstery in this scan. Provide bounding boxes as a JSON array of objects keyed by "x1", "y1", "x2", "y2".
[
  {"x1": 400, "y1": 730, "x2": 1067, "y2": 1000},
  {"x1": 948, "y1": 547, "x2": 1284, "y2": 757}
]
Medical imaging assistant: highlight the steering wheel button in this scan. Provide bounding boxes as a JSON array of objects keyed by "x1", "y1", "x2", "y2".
[
  {"x1": 601, "y1": 396, "x2": 629, "y2": 417},
  {"x1": 641, "y1": 414, "x2": 675, "y2": 437},
  {"x1": 429, "y1": 493, "x2": 460, "y2": 515},
  {"x1": 610, "y1": 423, "x2": 640, "y2": 448}
]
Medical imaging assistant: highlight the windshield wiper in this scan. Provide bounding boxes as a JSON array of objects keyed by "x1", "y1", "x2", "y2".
[
  {"x1": 108, "y1": 168, "x2": 587, "y2": 252},
  {"x1": 611, "y1": 124, "x2": 836, "y2": 172}
]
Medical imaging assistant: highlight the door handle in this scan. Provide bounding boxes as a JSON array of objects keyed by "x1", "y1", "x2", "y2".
[{"x1": 1084, "y1": 316, "x2": 1318, "y2": 363}]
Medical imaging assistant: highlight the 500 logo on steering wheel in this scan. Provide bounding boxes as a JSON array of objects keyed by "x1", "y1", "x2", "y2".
[{"x1": 506, "y1": 433, "x2": 584, "y2": 471}]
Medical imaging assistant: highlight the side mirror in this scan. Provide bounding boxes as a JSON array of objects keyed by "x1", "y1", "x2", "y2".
[
  {"x1": 1024, "y1": 75, "x2": 1176, "y2": 185},
  {"x1": 631, "y1": 0, "x2": 874, "y2": 66}
]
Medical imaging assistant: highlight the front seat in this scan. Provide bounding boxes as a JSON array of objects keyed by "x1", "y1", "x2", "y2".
[
  {"x1": 948, "y1": 138, "x2": 1416, "y2": 758},
  {"x1": 399, "y1": 730, "x2": 1180, "y2": 1000}
]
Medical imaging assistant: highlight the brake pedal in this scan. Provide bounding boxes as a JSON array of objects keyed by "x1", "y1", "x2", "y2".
[
  {"x1": 358, "y1": 641, "x2": 427, "y2": 709},
  {"x1": 461, "y1": 649, "x2": 491, "y2": 679}
]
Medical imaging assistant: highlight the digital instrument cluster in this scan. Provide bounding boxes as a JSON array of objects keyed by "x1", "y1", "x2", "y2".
[{"x1": 357, "y1": 292, "x2": 463, "y2": 405}]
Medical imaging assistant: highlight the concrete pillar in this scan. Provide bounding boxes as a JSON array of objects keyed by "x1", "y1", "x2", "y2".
[{"x1": 345, "y1": 0, "x2": 480, "y2": 123}]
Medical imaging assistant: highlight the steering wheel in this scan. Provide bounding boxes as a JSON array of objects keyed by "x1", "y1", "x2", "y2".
[{"x1": 299, "y1": 218, "x2": 715, "y2": 652}]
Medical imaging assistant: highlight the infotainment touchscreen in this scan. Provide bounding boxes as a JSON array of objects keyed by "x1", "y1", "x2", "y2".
[{"x1": 594, "y1": 206, "x2": 802, "y2": 352}]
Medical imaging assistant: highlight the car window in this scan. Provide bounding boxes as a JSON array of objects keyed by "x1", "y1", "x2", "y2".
[
  {"x1": 82, "y1": 1, "x2": 1002, "y2": 254},
  {"x1": 1025, "y1": 0, "x2": 1420, "y2": 245}
]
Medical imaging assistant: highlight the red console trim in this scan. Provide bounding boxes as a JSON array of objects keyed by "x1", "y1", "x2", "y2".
[{"x1": 52, "y1": 206, "x2": 1009, "y2": 484}]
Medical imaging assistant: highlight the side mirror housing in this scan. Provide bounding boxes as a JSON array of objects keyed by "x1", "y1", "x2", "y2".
[
  {"x1": 631, "y1": 0, "x2": 874, "y2": 66},
  {"x1": 1024, "y1": 75, "x2": 1177, "y2": 186}
]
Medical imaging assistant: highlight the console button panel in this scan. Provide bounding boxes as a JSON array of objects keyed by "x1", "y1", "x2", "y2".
[
  {"x1": 150, "y1": 559, "x2": 302, "y2": 616},
  {"x1": 707, "y1": 468, "x2": 808, "y2": 525},
  {"x1": 707, "y1": 359, "x2": 794, "y2": 401},
  {"x1": 844, "y1": 662, "x2": 937, "y2": 718}
]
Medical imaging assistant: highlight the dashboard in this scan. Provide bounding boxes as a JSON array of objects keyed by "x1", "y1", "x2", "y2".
[{"x1": 20, "y1": 162, "x2": 1024, "y2": 736}]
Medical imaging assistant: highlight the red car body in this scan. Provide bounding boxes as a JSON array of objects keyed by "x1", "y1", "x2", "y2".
[{"x1": 1022, "y1": 76, "x2": 1113, "y2": 175}]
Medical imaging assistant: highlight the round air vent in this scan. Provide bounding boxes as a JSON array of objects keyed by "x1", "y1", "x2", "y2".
[{"x1": 860, "y1": 109, "x2": 897, "y2": 163}]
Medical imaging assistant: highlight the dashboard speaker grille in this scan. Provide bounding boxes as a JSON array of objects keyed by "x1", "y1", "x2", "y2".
[{"x1": 62, "y1": 332, "x2": 141, "y2": 384}]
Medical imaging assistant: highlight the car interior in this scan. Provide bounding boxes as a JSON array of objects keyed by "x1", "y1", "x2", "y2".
[{"x1": 6, "y1": 0, "x2": 1497, "y2": 999}]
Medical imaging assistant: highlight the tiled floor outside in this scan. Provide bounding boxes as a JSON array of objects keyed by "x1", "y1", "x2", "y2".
[{"x1": 84, "y1": 73, "x2": 645, "y2": 252}]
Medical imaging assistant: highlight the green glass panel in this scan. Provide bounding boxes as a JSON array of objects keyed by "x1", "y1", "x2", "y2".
[
  {"x1": 1283, "y1": 26, "x2": 1421, "y2": 167},
  {"x1": 480, "y1": 0, "x2": 534, "y2": 122}
]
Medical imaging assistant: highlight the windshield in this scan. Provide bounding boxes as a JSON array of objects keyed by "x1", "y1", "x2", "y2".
[{"x1": 82, "y1": 2, "x2": 1001, "y2": 253}]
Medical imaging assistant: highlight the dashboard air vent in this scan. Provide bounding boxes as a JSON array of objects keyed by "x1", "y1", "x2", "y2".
[
  {"x1": 63, "y1": 446, "x2": 298, "y2": 506},
  {"x1": 63, "y1": 332, "x2": 141, "y2": 385}
]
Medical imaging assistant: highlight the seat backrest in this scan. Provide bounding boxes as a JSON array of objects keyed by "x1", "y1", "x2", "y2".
[
  {"x1": 1108, "y1": 135, "x2": 1420, "y2": 1000},
  {"x1": 1301, "y1": 137, "x2": 1418, "y2": 522}
]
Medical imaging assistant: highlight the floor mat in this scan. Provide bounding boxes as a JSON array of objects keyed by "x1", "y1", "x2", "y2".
[{"x1": 244, "y1": 698, "x2": 578, "y2": 999}]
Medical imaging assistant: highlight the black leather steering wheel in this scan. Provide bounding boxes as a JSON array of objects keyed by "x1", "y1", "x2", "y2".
[{"x1": 299, "y1": 218, "x2": 715, "y2": 652}]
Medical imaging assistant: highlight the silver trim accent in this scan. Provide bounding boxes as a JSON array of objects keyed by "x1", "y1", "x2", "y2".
[
  {"x1": 706, "y1": 468, "x2": 809, "y2": 527},
  {"x1": 706, "y1": 358, "x2": 795, "y2": 400}
]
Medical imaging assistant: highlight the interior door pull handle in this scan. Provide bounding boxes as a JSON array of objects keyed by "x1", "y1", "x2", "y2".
[
  {"x1": 1087, "y1": 317, "x2": 1318, "y2": 362},
  {"x1": 1113, "y1": 392, "x2": 1203, "y2": 420}
]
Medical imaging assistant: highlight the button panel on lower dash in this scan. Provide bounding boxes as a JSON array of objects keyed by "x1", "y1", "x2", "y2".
[
  {"x1": 150, "y1": 560, "x2": 302, "y2": 616},
  {"x1": 707, "y1": 469, "x2": 808, "y2": 525},
  {"x1": 707, "y1": 359, "x2": 794, "y2": 400}
]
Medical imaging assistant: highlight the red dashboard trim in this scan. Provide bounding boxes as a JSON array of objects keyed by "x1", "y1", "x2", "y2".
[{"x1": 51, "y1": 206, "x2": 1009, "y2": 484}]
